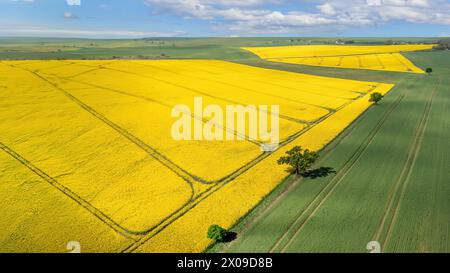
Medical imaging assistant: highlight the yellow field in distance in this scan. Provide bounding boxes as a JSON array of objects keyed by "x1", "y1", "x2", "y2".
[
  {"x1": 243, "y1": 44, "x2": 435, "y2": 73},
  {"x1": 0, "y1": 60, "x2": 393, "y2": 252}
]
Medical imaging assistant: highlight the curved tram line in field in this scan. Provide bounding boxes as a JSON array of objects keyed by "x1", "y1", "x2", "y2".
[
  {"x1": 0, "y1": 142, "x2": 139, "y2": 240},
  {"x1": 0, "y1": 61, "x2": 384, "y2": 252}
]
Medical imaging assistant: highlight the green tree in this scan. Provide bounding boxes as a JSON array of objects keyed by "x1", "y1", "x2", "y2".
[
  {"x1": 426, "y1": 67, "x2": 433, "y2": 74},
  {"x1": 369, "y1": 92, "x2": 384, "y2": 104},
  {"x1": 207, "y1": 225, "x2": 228, "y2": 242},
  {"x1": 278, "y1": 146, "x2": 319, "y2": 175}
]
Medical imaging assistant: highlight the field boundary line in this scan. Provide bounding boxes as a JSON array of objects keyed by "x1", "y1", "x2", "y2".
[
  {"x1": 268, "y1": 92, "x2": 405, "y2": 253},
  {"x1": 0, "y1": 142, "x2": 139, "y2": 240}
]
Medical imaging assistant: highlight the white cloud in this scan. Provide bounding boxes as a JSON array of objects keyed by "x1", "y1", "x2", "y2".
[
  {"x1": 317, "y1": 3, "x2": 336, "y2": 15},
  {"x1": 146, "y1": 0, "x2": 341, "y2": 33},
  {"x1": 144, "y1": 0, "x2": 450, "y2": 34},
  {"x1": 63, "y1": 11, "x2": 78, "y2": 19},
  {"x1": 366, "y1": 0, "x2": 382, "y2": 6},
  {"x1": 66, "y1": 0, "x2": 80, "y2": 6}
]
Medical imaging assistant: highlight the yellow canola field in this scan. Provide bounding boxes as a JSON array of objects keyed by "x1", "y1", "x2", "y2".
[
  {"x1": 0, "y1": 60, "x2": 393, "y2": 252},
  {"x1": 0, "y1": 152, "x2": 133, "y2": 253},
  {"x1": 243, "y1": 44, "x2": 435, "y2": 73},
  {"x1": 0, "y1": 63, "x2": 194, "y2": 233}
]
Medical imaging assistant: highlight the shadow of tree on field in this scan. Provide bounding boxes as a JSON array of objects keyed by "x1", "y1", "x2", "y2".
[
  {"x1": 302, "y1": 167, "x2": 337, "y2": 179},
  {"x1": 222, "y1": 232, "x2": 238, "y2": 243}
]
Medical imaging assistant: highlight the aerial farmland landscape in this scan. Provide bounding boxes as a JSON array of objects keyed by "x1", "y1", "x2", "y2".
[{"x1": 0, "y1": 0, "x2": 449, "y2": 258}]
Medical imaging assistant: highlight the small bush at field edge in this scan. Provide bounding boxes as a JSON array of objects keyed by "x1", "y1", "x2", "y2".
[
  {"x1": 207, "y1": 225, "x2": 228, "y2": 242},
  {"x1": 369, "y1": 92, "x2": 384, "y2": 104}
]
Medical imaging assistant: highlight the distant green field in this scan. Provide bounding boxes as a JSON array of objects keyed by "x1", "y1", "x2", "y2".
[
  {"x1": 0, "y1": 37, "x2": 439, "y2": 60},
  {"x1": 210, "y1": 50, "x2": 449, "y2": 253}
]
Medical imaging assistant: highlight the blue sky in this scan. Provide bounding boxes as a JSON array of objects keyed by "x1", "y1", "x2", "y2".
[{"x1": 0, "y1": 0, "x2": 449, "y2": 38}]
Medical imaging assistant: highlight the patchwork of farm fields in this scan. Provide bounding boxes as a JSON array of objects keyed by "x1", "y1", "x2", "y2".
[
  {"x1": 243, "y1": 44, "x2": 435, "y2": 73},
  {"x1": 0, "y1": 59, "x2": 393, "y2": 252}
]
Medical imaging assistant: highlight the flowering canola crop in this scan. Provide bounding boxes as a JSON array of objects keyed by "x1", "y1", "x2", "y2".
[
  {"x1": 243, "y1": 44, "x2": 435, "y2": 73},
  {"x1": 0, "y1": 60, "x2": 393, "y2": 252}
]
